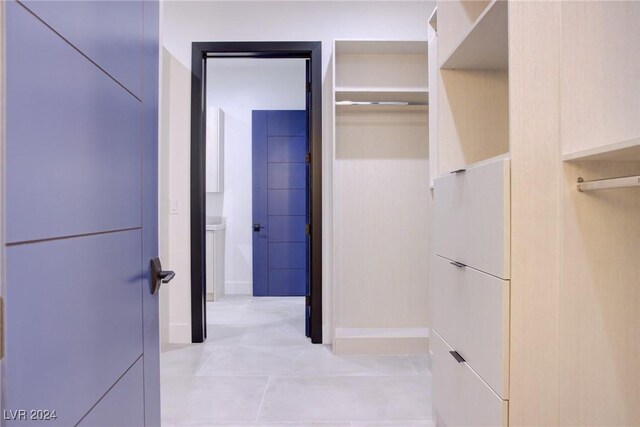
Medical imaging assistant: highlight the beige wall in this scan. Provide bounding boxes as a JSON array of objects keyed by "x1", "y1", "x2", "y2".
[{"x1": 160, "y1": 1, "x2": 435, "y2": 344}]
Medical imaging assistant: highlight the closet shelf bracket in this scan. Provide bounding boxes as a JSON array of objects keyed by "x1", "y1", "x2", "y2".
[{"x1": 577, "y1": 175, "x2": 640, "y2": 192}]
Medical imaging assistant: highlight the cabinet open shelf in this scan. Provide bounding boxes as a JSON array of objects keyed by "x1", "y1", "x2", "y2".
[
  {"x1": 334, "y1": 40, "x2": 428, "y2": 91},
  {"x1": 335, "y1": 86, "x2": 429, "y2": 104},
  {"x1": 562, "y1": 137, "x2": 640, "y2": 162},
  {"x1": 440, "y1": 0, "x2": 508, "y2": 70}
]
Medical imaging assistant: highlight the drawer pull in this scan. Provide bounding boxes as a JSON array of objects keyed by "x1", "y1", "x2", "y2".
[
  {"x1": 451, "y1": 168, "x2": 466, "y2": 174},
  {"x1": 450, "y1": 261, "x2": 467, "y2": 268},
  {"x1": 450, "y1": 351, "x2": 466, "y2": 363}
]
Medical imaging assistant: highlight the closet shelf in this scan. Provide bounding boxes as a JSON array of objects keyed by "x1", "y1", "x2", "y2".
[
  {"x1": 335, "y1": 87, "x2": 429, "y2": 104},
  {"x1": 562, "y1": 137, "x2": 640, "y2": 162},
  {"x1": 440, "y1": 0, "x2": 508, "y2": 70}
]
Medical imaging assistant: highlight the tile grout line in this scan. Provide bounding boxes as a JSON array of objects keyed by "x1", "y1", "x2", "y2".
[
  {"x1": 254, "y1": 375, "x2": 272, "y2": 423},
  {"x1": 407, "y1": 355, "x2": 420, "y2": 376}
]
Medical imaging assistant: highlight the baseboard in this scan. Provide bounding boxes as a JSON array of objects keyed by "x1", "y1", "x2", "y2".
[
  {"x1": 333, "y1": 327, "x2": 429, "y2": 355},
  {"x1": 225, "y1": 281, "x2": 252, "y2": 295},
  {"x1": 169, "y1": 323, "x2": 191, "y2": 344}
]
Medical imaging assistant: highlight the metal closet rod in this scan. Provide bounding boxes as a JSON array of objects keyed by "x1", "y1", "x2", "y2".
[
  {"x1": 335, "y1": 100, "x2": 428, "y2": 106},
  {"x1": 577, "y1": 175, "x2": 640, "y2": 192}
]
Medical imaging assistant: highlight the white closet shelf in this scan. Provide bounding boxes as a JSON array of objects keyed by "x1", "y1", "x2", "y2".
[
  {"x1": 335, "y1": 87, "x2": 429, "y2": 104},
  {"x1": 440, "y1": 0, "x2": 508, "y2": 70},
  {"x1": 562, "y1": 137, "x2": 640, "y2": 162}
]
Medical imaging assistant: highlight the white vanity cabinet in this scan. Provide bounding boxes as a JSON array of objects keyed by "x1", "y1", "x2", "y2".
[{"x1": 206, "y1": 107, "x2": 224, "y2": 193}]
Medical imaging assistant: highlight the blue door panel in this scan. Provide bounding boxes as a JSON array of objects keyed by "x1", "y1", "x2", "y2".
[
  {"x1": 267, "y1": 110, "x2": 307, "y2": 136},
  {"x1": 268, "y1": 163, "x2": 308, "y2": 189},
  {"x1": 268, "y1": 136, "x2": 307, "y2": 162},
  {"x1": 20, "y1": 0, "x2": 143, "y2": 98},
  {"x1": 269, "y1": 269, "x2": 307, "y2": 296},
  {"x1": 253, "y1": 110, "x2": 308, "y2": 297},
  {"x1": 268, "y1": 216, "x2": 307, "y2": 242},
  {"x1": 6, "y1": 2, "x2": 142, "y2": 243},
  {"x1": 268, "y1": 189, "x2": 307, "y2": 216},
  {"x1": 269, "y1": 243, "x2": 307, "y2": 269},
  {"x1": 252, "y1": 111, "x2": 269, "y2": 296},
  {"x1": 77, "y1": 358, "x2": 145, "y2": 427},
  {"x1": 4, "y1": 231, "x2": 143, "y2": 426}
]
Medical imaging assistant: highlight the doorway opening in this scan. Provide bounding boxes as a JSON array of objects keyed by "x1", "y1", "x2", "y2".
[{"x1": 190, "y1": 42, "x2": 322, "y2": 344}]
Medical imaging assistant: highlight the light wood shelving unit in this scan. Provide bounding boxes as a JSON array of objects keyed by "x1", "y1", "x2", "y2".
[
  {"x1": 332, "y1": 39, "x2": 430, "y2": 355},
  {"x1": 433, "y1": 1, "x2": 640, "y2": 426}
]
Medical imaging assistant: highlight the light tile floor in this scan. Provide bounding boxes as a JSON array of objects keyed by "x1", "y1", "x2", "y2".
[{"x1": 161, "y1": 295, "x2": 433, "y2": 427}]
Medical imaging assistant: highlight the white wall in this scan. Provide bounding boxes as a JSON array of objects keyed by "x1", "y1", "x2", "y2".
[
  {"x1": 160, "y1": 0, "x2": 435, "y2": 344},
  {"x1": 205, "y1": 58, "x2": 306, "y2": 295}
]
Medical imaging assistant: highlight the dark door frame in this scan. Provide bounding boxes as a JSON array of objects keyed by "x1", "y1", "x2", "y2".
[{"x1": 190, "y1": 41, "x2": 323, "y2": 344}]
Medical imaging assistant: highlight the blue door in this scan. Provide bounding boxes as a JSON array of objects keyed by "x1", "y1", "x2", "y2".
[
  {"x1": 2, "y1": 1, "x2": 160, "y2": 425},
  {"x1": 252, "y1": 111, "x2": 309, "y2": 299}
]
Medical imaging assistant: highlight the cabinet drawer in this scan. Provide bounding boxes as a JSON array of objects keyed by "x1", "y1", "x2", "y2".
[
  {"x1": 432, "y1": 331, "x2": 508, "y2": 427},
  {"x1": 433, "y1": 255, "x2": 509, "y2": 398},
  {"x1": 434, "y1": 157, "x2": 510, "y2": 279}
]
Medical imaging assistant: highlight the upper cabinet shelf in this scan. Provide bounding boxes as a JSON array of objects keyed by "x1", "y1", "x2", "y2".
[
  {"x1": 562, "y1": 137, "x2": 640, "y2": 162},
  {"x1": 440, "y1": 0, "x2": 508, "y2": 70},
  {"x1": 334, "y1": 40, "x2": 428, "y2": 90}
]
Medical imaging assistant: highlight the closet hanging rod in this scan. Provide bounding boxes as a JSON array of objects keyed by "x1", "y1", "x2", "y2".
[
  {"x1": 336, "y1": 100, "x2": 428, "y2": 106},
  {"x1": 577, "y1": 175, "x2": 640, "y2": 192}
]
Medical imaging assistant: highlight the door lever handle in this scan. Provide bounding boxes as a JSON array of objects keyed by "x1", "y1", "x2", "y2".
[
  {"x1": 253, "y1": 223, "x2": 264, "y2": 232},
  {"x1": 150, "y1": 257, "x2": 175, "y2": 295},
  {"x1": 160, "y1": 270, "x2": 175, "y2": 283}
]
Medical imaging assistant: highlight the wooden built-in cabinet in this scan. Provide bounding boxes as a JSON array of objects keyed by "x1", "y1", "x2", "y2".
[
  {"x1": 433, "y1": 156, "x2": 510, "y2": 426},
  {"x1": 332, "y1": 40, "x2": 430, "y2": 355},
  {"x1": 432, "y1": 1, "x2": 640, "y2": 426}
]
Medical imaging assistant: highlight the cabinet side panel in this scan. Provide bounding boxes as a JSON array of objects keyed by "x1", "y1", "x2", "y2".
[
  {"x1": 508, "y1": 2, "x2": 562, "y2": 426},
  {"x1": 334, "y1": 109, "x2": 429, "y2": 330}
]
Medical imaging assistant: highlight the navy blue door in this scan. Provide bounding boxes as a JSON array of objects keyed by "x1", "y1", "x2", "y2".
[
  {"x1": 3, "y1": 1, "x2": 160, "y2": 425},
  {"x1": 252, "y1": 111, "x2": 309, "y2": 298}
]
